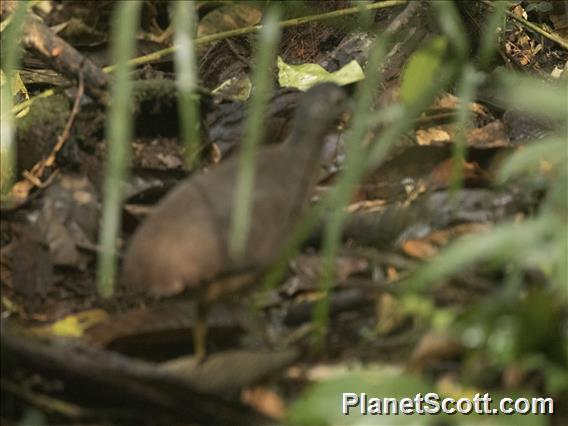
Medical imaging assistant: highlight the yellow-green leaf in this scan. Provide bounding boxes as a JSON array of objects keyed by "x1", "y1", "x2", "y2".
[
  {"x1": 277, "y1": 56, "x2": 364, "y2": 91},
  {"x1": 29, "y1": 309, "x2": 108, "y2": 338}
]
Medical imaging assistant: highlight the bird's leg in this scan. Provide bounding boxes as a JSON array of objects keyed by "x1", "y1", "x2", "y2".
[{"x1": 193, "y1": 302, "x2": 209, "y2": 362}]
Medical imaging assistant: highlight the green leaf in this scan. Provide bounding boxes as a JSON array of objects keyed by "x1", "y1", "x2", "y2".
[
  {"x1": 400, "y1": 37, "x2": 448, "y2": 104},
  {"x1": 277, "y1": 56, "x2": 364, "y2": 91}
]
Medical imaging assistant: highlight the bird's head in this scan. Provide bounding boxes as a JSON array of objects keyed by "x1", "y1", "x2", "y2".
[{"x1": 291, "y1": 83, "x2": 349, "y2": 143}]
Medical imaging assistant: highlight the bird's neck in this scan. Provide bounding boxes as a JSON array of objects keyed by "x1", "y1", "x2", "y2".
[
  {"x1": 278, "y1": 122, "x2": 330, "y2": 221},
  {"x1": 285, "y1": 121, "x2": 330, "y2": 166}
]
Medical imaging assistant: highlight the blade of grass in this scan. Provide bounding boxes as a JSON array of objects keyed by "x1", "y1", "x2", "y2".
[
  {"x1": 173, "y1": 1, "x2": 201, "y2": 169},
  {"x1": 498, "y1": 137, "x2": 566, "y2": 182},
  {"x1": 229, "y1": 8, "x2": 281, "y2": 257},
  {"x1": 355, "y1": 0, "x2": 374, "y2": 31},
  {"x1": 451, "y1": 64, "x2": 480, "y2": 192},
  {"x1": 404, "y1": 218, "x2": 551, "y2": 294},
  {"x1": 431, "y1": 1, "x2": 469, "y2": 61},
  {"x1": 97, "y1": 1, "x2": 142, "y2": 298},
  {"x1": 477, "y1": 0, "x2": 507, "y2": 69},
  {"x1": 1, "y1": 2, "x2": 27, "y2": 195},
  {"x1": 496, "y1": 71, "x2": 568, "y2": 122},
  {"x1": 314, "y1": 38, "x2": 388, "y2": 340}
]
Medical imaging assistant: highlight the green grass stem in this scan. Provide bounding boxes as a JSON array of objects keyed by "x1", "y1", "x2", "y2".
[
  {"x1": 96, "y1": 1, "x2": 142, "y2": 298},
  {"x1": 1, "y1": 2, "x2": 27, "y2": 195},
  {"x1": 173, "y1": 1, "x2": 201, "y2": 169},
  {"x1": 229, "y1": 8, "x2": 281, "y2": 257}
]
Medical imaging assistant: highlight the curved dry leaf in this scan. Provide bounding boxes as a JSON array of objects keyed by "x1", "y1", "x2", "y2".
[{"x1": 197, "y1": 5, "x2": 262, "y2": 39}]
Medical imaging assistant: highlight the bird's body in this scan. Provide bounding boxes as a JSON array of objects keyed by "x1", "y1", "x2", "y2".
[
  {"x1": 123, "y1": 144, "x2": 318, "y2": 302},
  {"x1": 122, "y1": 83, "x2": 348, "y2": 358}
]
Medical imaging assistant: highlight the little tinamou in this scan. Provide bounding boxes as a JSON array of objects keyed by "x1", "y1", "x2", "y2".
[{"x1": 122, "y1": 83, "x2": 348, "y2": 359}]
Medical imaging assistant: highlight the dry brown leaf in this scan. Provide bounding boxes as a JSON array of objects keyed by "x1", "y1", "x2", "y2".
[
  {"x1": 428, "y1": 158, "x2": 493, "y2": 189},
  {"x1": 465, "y1": 121, "x2": 511, "y2": 148},
  {"x1": 197, "y1": 4, "x2": 262, "y2": 38},
  {"x1": 242, "y1": 386, "x2": 285, "y2": 420},
  {"x1": 416, "y1": 127, "x2": 451, "y2": 145},
  {"x1": 550, "y1": 14, "x2": 568, "y2": 39},
  {"x1": 403, "y1": 223, "x2": 491, "y2": 259},
  {"x1": 402, "y1": 239, "x2": 438, "y2": 259}
]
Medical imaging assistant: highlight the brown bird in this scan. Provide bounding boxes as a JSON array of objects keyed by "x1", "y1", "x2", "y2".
[{"x1": 122, "y1": 83, "x2": 348, "y2": 359}]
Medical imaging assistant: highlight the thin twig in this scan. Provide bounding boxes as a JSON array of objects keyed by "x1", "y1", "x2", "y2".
[
  {"x1": 22, "y1": 166, "x2": 59, "y2": 188},
  {"x1": 35, "y1": 70, "x2": 85, "y2": 171}
]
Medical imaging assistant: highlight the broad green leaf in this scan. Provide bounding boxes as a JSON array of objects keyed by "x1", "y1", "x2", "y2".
[{"x1": 277, "y1": 56, "x2": 364, "y2": 91}]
